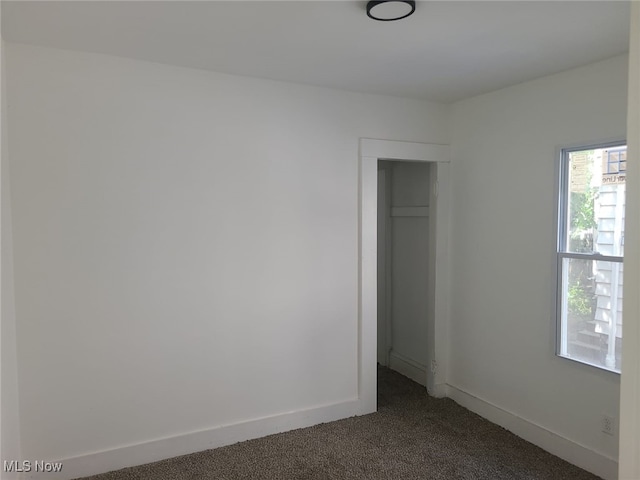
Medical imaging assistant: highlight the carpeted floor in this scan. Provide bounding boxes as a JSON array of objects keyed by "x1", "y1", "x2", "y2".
[{"x1": 76, "y1": 366, "x2": 601, "y2": 480}]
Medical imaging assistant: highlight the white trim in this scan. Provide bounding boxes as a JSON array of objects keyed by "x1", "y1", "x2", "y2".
[
  {"x1": 430, "y1": 161, "x2": 451, "y2": 394},
  {"x1": 388, "y1": 351, "x2": 427, "y2": 386},
  {"x1": 428, "y1": 383, "x2": 447, "y2": 399},
  {"x1": 360, "y1": 138, "x2": 450, "y2": 163},
  {"x1": 358, "y1": 154, "x2": 379, "y2": 416},
  {"x1": 22, "y1": 399, "x2": 360, "y2": 480},
  {"x1": 446, "y1": 384, "x2": 618, "y2": 480},
  {"x1": 619, "y1": 2, "x2": 640, "y2": 478},
  {"x1": 358, "y1": 138, "x2": 451, "y2": 415}
]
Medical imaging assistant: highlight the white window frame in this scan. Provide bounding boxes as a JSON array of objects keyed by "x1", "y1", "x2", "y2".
[{"x1": 555, "y1": 140, "x2": 626, "y2": 374}]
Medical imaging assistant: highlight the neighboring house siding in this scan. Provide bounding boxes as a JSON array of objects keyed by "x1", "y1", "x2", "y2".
[{"x1": 594, "y1": 183, "x2": 625, "y2": 337}]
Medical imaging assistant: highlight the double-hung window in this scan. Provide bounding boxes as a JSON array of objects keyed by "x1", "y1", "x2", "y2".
[{"x1": 557, "y1": 142, "x2": 626, "y2": 373}]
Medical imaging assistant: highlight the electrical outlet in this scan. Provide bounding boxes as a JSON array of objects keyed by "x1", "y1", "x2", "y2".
[{"x1": 602, "y1": 415, "x2": 614, "y2": 436}]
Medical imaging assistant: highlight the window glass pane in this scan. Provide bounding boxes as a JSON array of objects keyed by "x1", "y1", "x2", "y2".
[
  {"x1": 566, "y1": 147, "x2": 626, "y2": 255},
  {"x1": 559, "y1": 257, "x2": 622, "y2": 372}
]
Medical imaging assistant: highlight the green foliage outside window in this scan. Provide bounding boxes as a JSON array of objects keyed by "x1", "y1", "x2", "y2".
[
  {"x1": 568, "y1": 283, "x2": 593, "y2": 317},
  {"x1": 569, "y1": 189, "x2": 597, "y2": 253},
  {"x1": 567, "y1": 179, "x2": 598, "y2": 318}
]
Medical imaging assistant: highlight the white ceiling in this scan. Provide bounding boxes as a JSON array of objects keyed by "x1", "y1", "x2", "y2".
[{"x1": 1, "y1": 1, "x2": 630, "y2": 103}]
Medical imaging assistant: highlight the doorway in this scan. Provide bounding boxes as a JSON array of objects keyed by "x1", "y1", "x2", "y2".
[
  {"x1": 377, "y1": 160, "x2": 431, "y2": 386},
  {"x1": 358, "y1": 138, "x2": 450, "y2": 416}
]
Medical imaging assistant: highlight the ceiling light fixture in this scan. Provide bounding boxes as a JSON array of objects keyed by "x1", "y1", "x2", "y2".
[{"x1": 366, "y1": 0, "x2": 415, "y2": 21}]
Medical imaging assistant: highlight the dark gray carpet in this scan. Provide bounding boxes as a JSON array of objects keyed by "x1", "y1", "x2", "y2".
[{"x1": 76, "y1": 366, "x2": 601, "y2": 480}]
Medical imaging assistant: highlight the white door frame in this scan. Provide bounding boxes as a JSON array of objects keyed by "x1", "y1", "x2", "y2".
[
  {"x1": 619, "y1": 2, "x2": 640, "y2": 477},
  {"x1": 358, "y1": 138, "x2": 451, "y2": 414}
]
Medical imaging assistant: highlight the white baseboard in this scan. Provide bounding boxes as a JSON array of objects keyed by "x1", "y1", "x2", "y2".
[
  {"x1": 427, "y1": 382, "x2": 447, "y2": 398},
  {"x1": 389, "y1": 351, "x2": 427, "y2": 386},
  {"x1": 446, "y1": 384, "x2": 618, "y2": 480},
  {"x1": 17, "y1": 381, "x2": 615, "y2": 480},
  {"x1": 22, "y1": 399, "x2": 362, "y2": 480}
]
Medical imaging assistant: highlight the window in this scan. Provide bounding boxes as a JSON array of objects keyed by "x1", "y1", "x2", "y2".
[{"x1": 557, "y1": 142, "x2": 626, "y2": 373}]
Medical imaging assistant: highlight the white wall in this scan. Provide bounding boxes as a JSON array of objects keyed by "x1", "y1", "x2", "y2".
[
  {"x1": 1, "y1": 33, "x2": 22, "y2": 479},
  {"x1": 376, "y1": 166, "x2": 388, "y2": 365},
  {"x1": 449, "y1": 55, "x2": 628, "y2": 478},
  {"x1": 5, "y1": 43, "x2": 449, "y2": 476}
]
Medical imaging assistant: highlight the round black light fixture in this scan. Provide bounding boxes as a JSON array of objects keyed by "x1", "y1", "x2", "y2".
[{"x1": 366, "y1": 0, "x2": 415, "y2": 21}]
